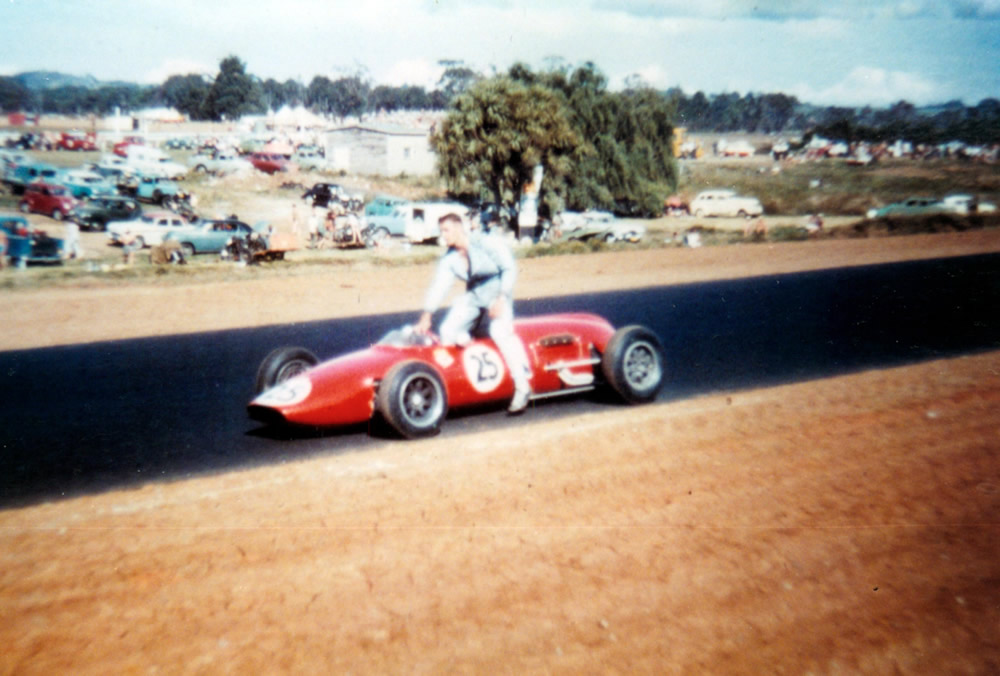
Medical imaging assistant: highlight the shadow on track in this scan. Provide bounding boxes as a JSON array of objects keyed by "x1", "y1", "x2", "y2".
[{"x1": 2, "y1": 253, "x2": 999, "y2": 508}]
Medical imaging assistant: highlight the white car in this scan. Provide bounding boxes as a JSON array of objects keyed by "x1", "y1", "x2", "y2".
[
  {"x1": 187, "y1": 150, "x2": 253, "y2": 176},
  {"x1": 106, "y1": 210, "x2": 190, "y2": 248},
  {"x1": 690, "y1": 190, "x2": 764, "y2": 218},
  {"x1": 292, "y1": 150, "x2": 332, "y2": 172},
  {"x1": 941, "y1": 194, "x2": 997, "y2": 215}
]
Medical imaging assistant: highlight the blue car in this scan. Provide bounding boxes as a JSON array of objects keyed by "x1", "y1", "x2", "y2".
[
  {"x1": 164, "y1": 218, "x2": 254, "y2": 256},
  {"x1": 0, "y1": 213, "x2": 63, "y2": 266}
]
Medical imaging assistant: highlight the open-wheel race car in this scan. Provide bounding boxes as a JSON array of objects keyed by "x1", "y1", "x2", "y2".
[{"x1": 248, "y1": 313, "x2": 665, "y2": 439}]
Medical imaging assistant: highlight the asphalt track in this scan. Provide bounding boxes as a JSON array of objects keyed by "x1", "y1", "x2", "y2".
[{"x1": 2, "y1": 253, "x2": 999, "y2": 508}]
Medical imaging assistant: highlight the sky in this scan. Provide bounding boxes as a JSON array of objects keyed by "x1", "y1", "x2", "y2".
[{"x1": 1, "y1": 0, "x2": 998, "y2": 107}]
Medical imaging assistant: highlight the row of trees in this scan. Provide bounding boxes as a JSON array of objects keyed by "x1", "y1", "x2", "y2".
[
  {"x1": 2, "y1": 55, "x2": 998, "y2": 146},
  {"x1": 433, "y1": 63, "x2": 679, "y2": 220}
]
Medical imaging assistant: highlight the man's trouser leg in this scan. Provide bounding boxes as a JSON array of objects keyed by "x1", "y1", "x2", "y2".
[
  {"x1": 438, "y1": 294, "x2": 480, "y2": 346},
  {"x1": 488, "y1": 302, "x2": 531, "y2": 393}
]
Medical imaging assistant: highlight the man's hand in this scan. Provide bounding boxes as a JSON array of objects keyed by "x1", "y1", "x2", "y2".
[{"x1": 415, "y1": 311, "x2": 433, "y2": 335}]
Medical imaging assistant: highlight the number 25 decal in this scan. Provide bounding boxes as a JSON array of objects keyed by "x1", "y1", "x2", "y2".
[{"x1": 461, "y1": 344, "x2": 506, "y2": 393}]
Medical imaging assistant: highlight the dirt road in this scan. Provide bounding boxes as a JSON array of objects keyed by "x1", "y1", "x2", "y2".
[{"x1": 1, "y1": 232, "x2": 999, "y2": 673}]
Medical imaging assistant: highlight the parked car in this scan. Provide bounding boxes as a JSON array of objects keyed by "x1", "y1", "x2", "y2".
[
  {"x1": 718, "y1": 140, "x2": 755, "y2": 157},
  {"x1": 690, "y1": 190, "x2": 764, "y2": 218},
  {"x1": 556, "y1": 211, "x2": 645, "y2": 243},
  {"x1": 302, "y1": 182, "x2": 363, "y2": 209},
  {"x1": 121, "y1": 175, "x2": 190, "y2": 206},
  {"x1": 54, "y1": 168, "x2": 117, "y2": 198},
  {"x1": 361, "y1": 201, "x2": 466, "y2": 247},
  {"x1": 866, "y1": 196, "x2": 948, "y2": 219},
  {"x1": 55, "y1": 131, "x2": 97, "y2": 152},
  {"x1": 165, "y1": 137, "x2": 196, "y2": 150},
  {"x1": 122, "y1": 145, "x2": 187, "y2": 179},
  {"x1": 4, "y1": 161, "x2": 59, "y2": 194},
  {"x1": 292, "y1": 150, "x2": 331, "y2": 172},
  {"x1": 113, "y1": 135, "x2": 145, "y2": 157},
  {"x1": 248, "y1": 313, "x2": 665, "y2": 439},
  {"x1": 106, "y1": 210, "x2": 190, "y2": 248},
  {"x1": 940, "y1": 194, "x2": 998, "y2": 215},
  {"x1": 187, "y1": 149, "x2": 253, "y2": 175},
  {"x1": 249, "y1": 152, "x2": 289, "y2": 174},
  {"x1": 0, "y1": 213, "x2": 63, "y2": 265},
  {"x1": 69, "y1": 195, "x2": 142, "y2": 232},
  {"x1": 163, "y1": 218, "x2": 254, "y2": 256},
  {"x1": 362, "y1": 194, "x2": 411, "y2": 232},
  {"x1": 18, "y1": 182, "x2": 79, "y2": 221}
]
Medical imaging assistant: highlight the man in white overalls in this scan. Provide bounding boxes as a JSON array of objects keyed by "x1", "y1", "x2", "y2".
[{"x1": 415, "y1": 212, "x2": 532, "y2": 413}]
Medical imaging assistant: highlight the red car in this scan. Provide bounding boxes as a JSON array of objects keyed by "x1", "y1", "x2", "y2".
[
  {"x1": 19, "y1": 182, "x2": 79, "y2": 221},
  {"x1": 249, "y1": 152, "x2": 289, "y2": 174},
  {"x1": 113, "y1": 135, "x2": 145, "y2": 157},
  {"x1": 248, "y1": 313, "x2": 665, "y2": 438},
  {"x1": 55, "y1": 132, "x2": 97, "y2": 151}
]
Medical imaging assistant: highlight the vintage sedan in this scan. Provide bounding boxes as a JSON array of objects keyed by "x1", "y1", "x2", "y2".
[
  {"x1": 54, "y1": 169, "x2": 117, "y2": 199},
  {"x1": 0, "y1": 213, "x2": 63, "y2": 265},
  {"x1": 163, "y1": 218, "x2": 254, "y2": 256},
  {"x1": 866, "y1": 196, "x2": 948, "y2": 219},
  {"x1": 248, "y1": 313, "x2": 666, "y2": 439},
  {"x1": 106, "y1": 210, "x2": 190, "y2": 248},
  {"x1": 69, "y1": 196, "x2": 142, "y2": 232},
  {"x1": 249, "y1": 152, "x2": 289, "y2": 174},
  {"x1": 187, "y1": 149, "x2": 253, "y2": 175},
  {"x1": 18, "y1": 182, "x2": 79, "y2": 221},
  {"x1": 690, "y1": 190, "x2": 764, "y2": 218}
]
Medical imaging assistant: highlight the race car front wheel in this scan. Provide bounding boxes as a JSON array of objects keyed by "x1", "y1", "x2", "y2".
[
  {"x1": 377, "y1": 361, "x2": 448, "y2": 439},
  {"x1": 601, "y1": 325, "x2": 665, "y2": 404},
  {"x1": 254, "y1": 346, "x2": 319, "y2": 395}
]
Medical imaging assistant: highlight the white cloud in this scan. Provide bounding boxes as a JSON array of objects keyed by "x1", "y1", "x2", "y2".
[
  {"x1": 792, "y1": 66, "x2": 942, "y2": 106},
  {"x1": 141, "y1": 59, "x2": 215, "y2": 84},
  {"x1": 382, "y1": 59, "x2": 445, "y2": 88}
]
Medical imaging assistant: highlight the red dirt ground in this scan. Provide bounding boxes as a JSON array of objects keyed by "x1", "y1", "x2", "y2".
[{"x1": 1, "y1": 232, "x2": 999, "y2": 673}]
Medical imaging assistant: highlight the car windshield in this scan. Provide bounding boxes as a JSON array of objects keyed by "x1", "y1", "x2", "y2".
[{"x1": 376, "y1": 326, "x2": 435, "y2": 348}]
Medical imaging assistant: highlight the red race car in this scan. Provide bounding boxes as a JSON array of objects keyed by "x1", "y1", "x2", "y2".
[{"x1": 248, "y1": 313, "x2": 665, "y2": 438}]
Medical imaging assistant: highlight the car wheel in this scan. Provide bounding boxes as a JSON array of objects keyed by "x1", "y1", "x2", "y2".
[
  {"x1": 194, "y1": 165, "x2": 207, "y2": 173},
  {"x1": 376, "y1": 361, "x2": 448, "y2": 439},
  {"x1": 365, "y1": 227, "x2": 390, "y2": 248},
  {"x1": 694, "y1": 209, "x2": 704, "y2": 218},
  {"x1": 133, "y1": 235, "x2": 145, "y2": 249},
  {"x1": 737, "y1": 209, "x2": 748, "y2": 218},
  {"x1": 51, "y1": 209, "x2": 63, "y2": 221},
  {"x1": 180, "y1": 242, "x2": 195, "y2": 257},
  {"x1": 603, "y1": 232, "x2": 616, "y2": 243},
  {"x1": 18, "y1": 201, "x2": 29, "y2": 213},
  {"x1": 601, "y1": 325, "x2": 665, "y2": 404},
  {"x1": 254, "y1": 346, "x2": 319, "y2": 395}
]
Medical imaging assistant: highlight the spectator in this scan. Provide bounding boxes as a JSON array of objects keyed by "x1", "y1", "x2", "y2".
[
  {"x1": 64, "y1": 221, "x2": 82, "y2": 259},
  {"x1": 120, "y1": 229, "x2": 139, "y2": 265}
]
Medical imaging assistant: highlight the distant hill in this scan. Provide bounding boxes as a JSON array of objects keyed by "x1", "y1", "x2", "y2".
[{"x1": 14, "y1": 71, "x2": 105, "y2": 90}]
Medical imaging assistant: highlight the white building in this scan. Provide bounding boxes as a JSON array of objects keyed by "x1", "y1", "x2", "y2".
[{"x1": 323, "y1": 124, "x2": 437, "y2": 176}]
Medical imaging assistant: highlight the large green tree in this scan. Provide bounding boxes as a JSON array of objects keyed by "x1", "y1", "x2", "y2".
[
  {"x1": 431, "y1": 76, "x2": 579, "y2": 226},
  {"x1": 204, "y1": 56, "x2": 263, "y2": 121},
  {"x1": 161, "y1": 74, "x2": 211, "y2": 119},
  {"x1": 510, "y1": 62, "x2": 677, "y2": 216}
]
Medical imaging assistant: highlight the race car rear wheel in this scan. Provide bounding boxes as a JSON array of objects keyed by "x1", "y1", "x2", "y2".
[
  {"x1": 254, "y1": 346, "x2": 319, "y2": 395},
  {"x1": 601, "y1": 325, "x2": 665, "y2": 404},
  {"x1": 377, "y1": 361, "x2": 448, "y2": 439}
]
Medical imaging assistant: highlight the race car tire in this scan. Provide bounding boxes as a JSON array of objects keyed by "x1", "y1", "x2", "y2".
[
  {"x1": 377, "y1": 360, "x2": 448, "y2": 439},
  {"x1": 254, "y1": 346, "x2": 319, "y2": 395},
  {"x1": 601, "y1": 325, "x2": 665, "y2": 404}
]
